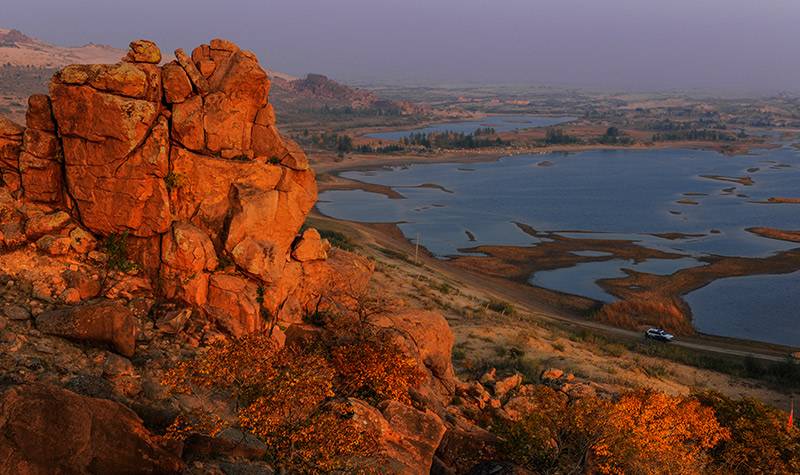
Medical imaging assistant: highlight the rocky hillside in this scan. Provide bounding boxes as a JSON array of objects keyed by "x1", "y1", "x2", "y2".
[
  {"x1": 0, "y1": 38, "x2": 467, "y2": 473},
  {"x1": 277, "y1": 73, "x2": 379, "y2": 108}
]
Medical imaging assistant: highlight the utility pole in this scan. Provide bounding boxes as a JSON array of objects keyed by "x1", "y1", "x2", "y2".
[{"x1": 414, "y1": 232, "x2": 420, "y2": 265}]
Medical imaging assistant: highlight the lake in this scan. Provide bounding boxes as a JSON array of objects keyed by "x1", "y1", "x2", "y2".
[
  {"x1": 317, "y1": 146, "x2": 800, "y2": 346},
  {"x1": 366, "y1": 114, "x2": 575, "y2": 141}
]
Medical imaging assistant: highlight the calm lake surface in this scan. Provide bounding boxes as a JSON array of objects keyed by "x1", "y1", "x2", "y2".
[
  {"x1": 366, "y1": 114, "x2": 575, "y2": 141},
  {"x1": 318, "y1": 146, "x2": 800, "y2": 346}
]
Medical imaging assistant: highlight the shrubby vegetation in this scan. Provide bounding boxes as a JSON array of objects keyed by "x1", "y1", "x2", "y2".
[
  {"x1": 162, "y1": 296, "x2": 424, "y2": 473},
  {"x1": 317, "y1": 228, "x2": 356, "y2": 251},
  {"x1": 307, "y1": 104, "x2": 405, "y2": 117},
  {"x1": 596, "y1": 126, "x2": 635, "y2": 145},
  {"x1": 494, "y1": 387, "x2": 798, "y2": 474},
  {"x1": 297, "y1": 131, "x2": 355, "y2": 153},
  {"x1": 355, "y1": 143, "x2": 405, "y2": 154},
  {"x1": 294, "y1": 126, "x2": 508, "y2": 156},
  {"x1": 102, "y1": 231, "x2": 138, "y2": 272},
  {"x1": 593, "y1": 298, "x2": 694, "y2": 335},
  {"x1": 695, "y1": 391, "x2": 800, "y2": 474}
]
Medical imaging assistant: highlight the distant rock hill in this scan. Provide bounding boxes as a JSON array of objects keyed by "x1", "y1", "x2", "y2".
[
  {"x1": 283, "y1": 73, "x2": 379, "y2": 108},
  {"x1": 0, "y1": 28, "x2": 124, "y2": 67},
  {"x1": 271, "y1": 73, "x2": 420, "y2": 116}
]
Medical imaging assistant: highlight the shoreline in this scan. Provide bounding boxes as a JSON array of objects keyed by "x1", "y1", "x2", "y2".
[
  {"x1": 345, "y1": 112, "x2": 577, "y2": 142},
  {"x1": 309, "y1": 209, "x2": 799, "y2": 359},
  {"x1": 313, "y1": 136, "x2": 782, "y2": 177}
]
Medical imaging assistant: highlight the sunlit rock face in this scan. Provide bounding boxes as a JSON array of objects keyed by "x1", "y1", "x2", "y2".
[{"x1": 0, "y1": 38, "x2": 359, "y2": 335}]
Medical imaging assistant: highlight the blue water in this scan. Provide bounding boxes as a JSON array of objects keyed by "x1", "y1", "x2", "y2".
[
  {"x1": 366, "y1": 114, "x2": 576, "y2": 141},
  {"x1": 686, "y1": 271, "x2": 800, "y2": 347},
  {"x1": 320, "y1": 148, "x2": 800, "y2": 257},
  {"x1": 317, "y1": 146, "x2": 800, "y2": 346}
]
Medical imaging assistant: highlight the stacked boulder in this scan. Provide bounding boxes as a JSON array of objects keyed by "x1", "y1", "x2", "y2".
[
  {"x1": 0, "y1": 117, "x2": 23, "y2": 191},
  {"x1": 0, "y1": 38, "x2": 358, "y2": 339},
  {"x1": 20, "y1": 95, "x2": 63, "y2": 204}
]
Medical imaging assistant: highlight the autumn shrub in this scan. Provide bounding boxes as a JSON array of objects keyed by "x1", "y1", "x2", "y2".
[
  {"x1": 162, "y1": 318, "x2": 426, "y2": 473},
  {"x1": 494, "y1": 385, "x2": 607, "y2": 473},
  {"x1": 593, "y1": 297, "x2": 694, "y2": 335},
  {"x1": 594, "y1": 390, "x2": 728, "y2": 474},
  {"x1": 694, "y1": 391, "x2": 800, "y2": 474},
  {"x1": 162, "y1": 334, "x2": 381, "y2": 473},
  {"x1": 495, "y1": 388, "x2": 729, "y2": 475},
  {"x1": 330, "y1": 330, "x2": 425, "y2": 405}
]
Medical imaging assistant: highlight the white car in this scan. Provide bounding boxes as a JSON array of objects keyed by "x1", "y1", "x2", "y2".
[{"x1": 645, "y1": 328, "x2": 674, "y2": 342}]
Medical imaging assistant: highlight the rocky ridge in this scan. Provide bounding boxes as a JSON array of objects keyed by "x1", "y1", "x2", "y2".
[{"x1": 270, "y1": 72, "x2": 421, "y2": 116}]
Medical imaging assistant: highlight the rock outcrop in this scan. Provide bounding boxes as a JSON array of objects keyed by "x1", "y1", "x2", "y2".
[
  {"x1": 376, "y1": 309, "x2": 457, "y2": 408},
  {"x1": 0, "y1": 37, "x2": 457, "y2": 475},
  {"x1": 0, "y1": 38, "x2": 361, "y2": 338},
  {"x1": 347, "y1": 398, "x2": 447, "y2": 474}
]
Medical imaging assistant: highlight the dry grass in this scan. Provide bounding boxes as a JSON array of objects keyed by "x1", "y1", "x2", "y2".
[{"x1": 593, "y1": 298, "x2": 694, "y2": 335}]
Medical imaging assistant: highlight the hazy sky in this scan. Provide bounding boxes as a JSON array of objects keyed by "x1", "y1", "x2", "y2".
[{"x1": 4, "y1": 0, "x2": 799, "y2": 92}]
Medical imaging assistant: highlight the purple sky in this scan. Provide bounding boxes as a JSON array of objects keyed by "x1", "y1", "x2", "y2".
[{"x1": 5, "y1": 0, "x2": 799, "y2": 93}]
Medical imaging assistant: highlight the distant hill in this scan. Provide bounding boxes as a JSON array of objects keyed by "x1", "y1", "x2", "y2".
[
  {"x1": 0, "y1": 28, "x2": 124, "y2": 67},
  {"x1": 279, "y1": 73, "x2": 380, "y2": 108},
  {"x1": 0, "y1": 29, "x2": 128, "y2": 123},
  {"x1": 270, "y1": 73, "x2": 420, "y2": 120}
]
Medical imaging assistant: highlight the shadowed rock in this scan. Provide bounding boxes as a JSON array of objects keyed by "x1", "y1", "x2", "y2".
[
  {"x1": 36, "y1": 299, "x2": 137, "y2": 357},
  {"x1": 0, "y1": 384, "x2": 183, "y2": 474}
]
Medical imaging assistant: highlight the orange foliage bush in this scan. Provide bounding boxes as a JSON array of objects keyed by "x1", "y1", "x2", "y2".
[
  {"x1": 594, "y1": 389, "x2": 728, "y2": 474},
  {"x1": 494, "y1": 386, "x2": 605, "y2": 472},
  {"x1": 496, "y1": 388, "x2": 729, "y2": 475},
  {"x1": 162, "y1": 325, "x2": 424, "y2": 473},
  {"x1": 331, "y1": 332, "x2": 425, "y2": 405},
  {"x1": 694, "y1": 391, "x2": 800, "y2": 474},
  {"x1": 594, "y1": 297, "x2": 695, "y2": 335}
]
